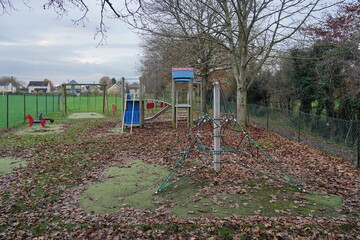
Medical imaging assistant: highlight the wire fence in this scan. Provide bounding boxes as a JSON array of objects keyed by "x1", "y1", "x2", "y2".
[
  {"x1": 0, "y1": 93, "x2": 61, "y2": 130},
  {"x1": 248, "y1": 104, "x2": 359, "y2": 166},
  {"x1": 64, "y1": 93, "x2": 123, "y2": 116}
]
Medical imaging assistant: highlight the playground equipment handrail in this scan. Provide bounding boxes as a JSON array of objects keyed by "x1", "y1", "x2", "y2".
[
  {"x1": 130, "y1": 93, "x2": 136, "y2": 134},
  {"x1": 120, "y1": 94, "x2": 127, "y2": 134}
]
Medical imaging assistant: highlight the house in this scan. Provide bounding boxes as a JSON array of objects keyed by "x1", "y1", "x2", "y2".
[
  {"x1": 65, "y1": 80, "x2": 81, "y2": 96},
  {"x1": 0, "y1": 82, "x2": 16, "y2": 93},
  {"x1": 108, "y1": 83, "x2": 122, "y2": 94},
  {"x1": 128, "y1": 85, "x2": 140, "y2": 98},
  {"x1": 28, "y1": 81, "x2": 50, "y2": 93}
]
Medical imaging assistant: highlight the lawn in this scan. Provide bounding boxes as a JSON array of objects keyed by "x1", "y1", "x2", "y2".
[
  {"x1": 0, "y1": 114, "x2": 359, "y2": 239},
  {"x1": 0, "y1": 94, "x2": 61, "y2": 130}
]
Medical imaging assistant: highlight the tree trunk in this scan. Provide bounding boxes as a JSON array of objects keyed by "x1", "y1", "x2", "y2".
[
  {"x1": 235, "y1": 45, "x2": 248, "y2": 125},
  {"x1": 236, "y1": 81, "x2": 248, "y2": 125},
  {"x1": 201, "y1": 75, "x2": 208, "y2": 113}
]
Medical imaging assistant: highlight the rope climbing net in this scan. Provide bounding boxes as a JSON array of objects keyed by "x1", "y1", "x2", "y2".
[
  {"x1": 156, "y1": 113, "x2": 305, "y2": 194},
  {"x1": 156, "y1": 81, "x2": 304, "y2": 194}
]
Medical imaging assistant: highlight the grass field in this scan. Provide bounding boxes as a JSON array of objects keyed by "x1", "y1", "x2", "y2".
[
  {"x1": 0, "y1": 94, "x2": 61, "y2": 130},
  {"x1": 0, "y1": 94, "x2": 124, "y2": 130}
]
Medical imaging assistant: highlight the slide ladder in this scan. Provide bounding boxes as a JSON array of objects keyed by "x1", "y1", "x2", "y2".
[{"x1": 175, "y1": 104, "x2": 190, "y2": 128}]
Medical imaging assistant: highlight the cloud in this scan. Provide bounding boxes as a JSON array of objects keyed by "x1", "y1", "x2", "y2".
[{"x1": 0, "y1": 2, "x2": 141, "y2": 86}]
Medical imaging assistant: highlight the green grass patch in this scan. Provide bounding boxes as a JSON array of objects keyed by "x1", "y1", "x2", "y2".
[
  {"x1": 14, "y1": 124, "x2": 64, "y2": 136},
  {"x1": 258, "y1": 140, "x2": 274, "y2": 149},
  {"x1": 0, "y1": 157, "x2": 27, "y2": 176},
  {"x1": 68, "y1": 112, "x2": 105, "y2": 119}
]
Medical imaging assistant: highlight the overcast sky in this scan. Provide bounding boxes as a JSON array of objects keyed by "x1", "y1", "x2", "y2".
[{"x1": 0, "y1": 2, "x2": 141, "y2": 86}]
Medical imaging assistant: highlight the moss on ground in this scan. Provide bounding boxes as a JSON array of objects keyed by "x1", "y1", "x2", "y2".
[
  {"x1": 78, "y1": 160, "x2": 343, "y2": 218},
  {"x1": 78, "y1": 160, "x2": 169, "y2": 213},
  {"x1": 68, "y1": 112, "x2": 104, "y2": 119},
  {"x1": 0, "y1": 157, "x2": 27, "y2": 176},
  {"x1": 15, "y1": 124, "x2": 64, "y2": 136}
]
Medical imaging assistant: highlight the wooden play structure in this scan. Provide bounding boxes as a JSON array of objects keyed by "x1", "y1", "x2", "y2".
[
  {"x1": 120, "y1": 77, "x2": 144, "y2": 133},
  {"x1": 171, "y1": 68, "x2": 195, "y2": 128},
  {"x1": 120, "y1": 68, "x2": 197, "y2": 132}
]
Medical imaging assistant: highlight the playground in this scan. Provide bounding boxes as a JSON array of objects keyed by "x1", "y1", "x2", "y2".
[{"x1": 0, "y1": 74, "x2": 359, "y2": 239}]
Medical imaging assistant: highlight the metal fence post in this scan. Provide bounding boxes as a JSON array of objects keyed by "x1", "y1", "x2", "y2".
[
  {"x1": 297, "y1": 113, "x2": 301, "y2": 143},
  {"x1": 6, "y1": 94, "x2": 9, "y2": 129},
  {"x1": 357, "y1": 120, "x2": 359, "y2": 168},
  {"x1": 23, "y1": 94, "x2": 26, "y2": 122},
  {"x1": 45, "y1": 94, "x2": 48, "y2": 114},
  {"x1": 36, "y1": 93, "x2": 39, "y2": 117}
]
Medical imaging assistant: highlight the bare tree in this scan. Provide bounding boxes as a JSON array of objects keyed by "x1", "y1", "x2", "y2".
[
  {"x1": 118, "y1": 0, "x2": 333, "y2": 124},
  {"x1": 43, "y1": 78, "x2": 55, "y2": 91},
  {"x1": 1, "y1": 0, "x2": 335, "y2": 123}
]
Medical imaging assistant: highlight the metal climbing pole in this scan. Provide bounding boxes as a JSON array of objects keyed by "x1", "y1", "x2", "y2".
[{"x1": 213, "y1": 82, "x2": 221, "y2": 172}]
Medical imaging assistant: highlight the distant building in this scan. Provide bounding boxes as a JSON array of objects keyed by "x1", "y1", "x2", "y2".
[
  {"x1": 0, "y1": 82, "x2": 16, "y2": 93},
  {"x1": 28, "y1": 81, "x2": 50, "y2": 93},
  {"x1": 65, "y1": 80, "x2": 81, "y2": 96},
  {"x1": 108, "y1": 83, "x2": 122, "y2": 94},
  {"x1": 128, "y1": 85, "x2": 140, "y2": 98}
]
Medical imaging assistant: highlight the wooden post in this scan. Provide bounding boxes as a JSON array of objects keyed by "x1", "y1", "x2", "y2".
[
  {"x1": 213, "y1": 82, "x2": 221, "y2": 172},
  {"x1": 189, "y1": 78, "x2": 194, "y2": 127},
  {"x1": 172, "y1": 79, "x2": 176, "y2": 128},
  {"x1": 102, "y1": 84, "x2": 106, "y2": 113},
  {"x1": 121, "y1": 77, "x2": 125, "y2": 122},
  {"x1": 139, "y1": 77, "x2": 144, "y2": 127}
]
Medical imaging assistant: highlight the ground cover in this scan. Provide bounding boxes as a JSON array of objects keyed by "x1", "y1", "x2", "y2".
[
  {"x1": 0, "y1": 115, "x2": 358, "y2": 239},
  {"x1": 0, "y1": 94, "x2": 61, "y2": 130},
  {"x1": 68, "y1": 112, "x2": 105, "y2": 119},
  {"x1": 14, "y1": 124, "x2": 65, "y2": 136},
  {"x1": 0, "y1": 157, "x2": 27, "y2": 176},
  {"x1": 78, "y1": 158, "x2": 343, "y2": 219}
]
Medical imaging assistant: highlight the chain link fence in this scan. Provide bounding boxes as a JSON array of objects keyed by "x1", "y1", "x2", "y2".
[
  {"x1": 248, "y1": 104, "x2": 359, "y2": 166},
  {"x1": 0, "y1": 93, "x2": 61, "y2": 130}
]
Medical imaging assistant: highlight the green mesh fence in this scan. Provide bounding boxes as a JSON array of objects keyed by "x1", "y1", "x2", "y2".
[
  {"x1": 64, "y1": 93, "x2": 123, "y2": 116},
  {"x1": 0, "y1": 93, "x2": 60, "y2": 130},
  {"x1": 248, "y1": 104, "x2": 359, "y2": 165},
  {"x1": 248, "y1": 104, "x2": 359, "y2": 150}
]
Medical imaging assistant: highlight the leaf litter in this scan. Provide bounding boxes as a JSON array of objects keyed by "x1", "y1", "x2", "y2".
[{"x1": 0, "y1": 117, "x2": 359, "y2": 239}]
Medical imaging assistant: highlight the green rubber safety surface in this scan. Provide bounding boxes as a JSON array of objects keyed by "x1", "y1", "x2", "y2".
[
  {"x1": 78, "y1": 160, "x2": 343, "y2": 218},
  {"x1": 78, "y1": 160, "x2": 169, "y2": 213}
]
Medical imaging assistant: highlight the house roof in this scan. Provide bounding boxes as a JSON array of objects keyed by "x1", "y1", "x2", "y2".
[
  {"x1": 0, "y1": 82, "x2": 10, "y2": 86},
  {"x1": 28, "y1": 81, "x2": 48, "y2": 87},
  {"x1": 108, "y1": 84, "x2": 121, "y2": 90},
  {"x1": 68, "y1": 80, "x2": 78, "y2": 84}
]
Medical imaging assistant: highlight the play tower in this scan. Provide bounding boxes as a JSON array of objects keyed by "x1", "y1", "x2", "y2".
[{"x1": 171, "y1": 68, "x2": 195, "y2": 128}]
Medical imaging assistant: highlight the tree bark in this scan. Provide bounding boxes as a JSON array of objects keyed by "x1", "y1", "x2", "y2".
[{"x1": 236, "y1": 65, "x2": 248, "y2": 125}]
